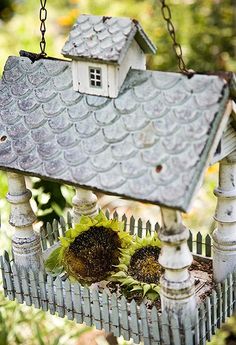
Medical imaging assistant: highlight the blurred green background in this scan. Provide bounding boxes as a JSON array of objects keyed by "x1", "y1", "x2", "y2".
[{"x1": 0, "y1": 0, "x2": 236, "y2": 344}]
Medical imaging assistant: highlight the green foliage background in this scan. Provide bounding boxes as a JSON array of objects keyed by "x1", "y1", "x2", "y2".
[{"x1": 0, "y1": 0, "x2": 235, "y2": 344}]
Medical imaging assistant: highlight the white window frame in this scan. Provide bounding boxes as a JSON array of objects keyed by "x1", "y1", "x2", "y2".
[{"x1": 89, "y1": 67, "x2": 102, "y2": 88}]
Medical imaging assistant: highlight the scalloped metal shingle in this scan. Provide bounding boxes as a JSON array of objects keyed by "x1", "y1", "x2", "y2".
[
  {"x1": 61, "y1": 15, "x2": 157, "y2": 63},
  {"x1": 0, "y1": 56, "x2": 231, "y2": 211}
]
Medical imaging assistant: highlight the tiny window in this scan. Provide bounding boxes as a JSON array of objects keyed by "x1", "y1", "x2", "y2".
[{"x1": 89, "y1": 67, "x2": 102, "y2": 88}]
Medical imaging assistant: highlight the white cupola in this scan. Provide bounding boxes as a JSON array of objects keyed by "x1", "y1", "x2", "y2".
[{"x1": 61, "y1": 14, "x2": 157, "y2": 98}]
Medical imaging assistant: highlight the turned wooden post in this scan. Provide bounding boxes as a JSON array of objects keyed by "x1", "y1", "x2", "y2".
[
  {"x1": 213, "y1": 151, "x2": 236, "y2": 282},
  {"x1": 7, "y1": 172, "x2": 43, "y2": 270},
  {"x1": 158, "y1": 208, "x2": 196, "y2": 320},
  {"x1": 72, "y1": 187, "x2": 98, "y2": 223}
]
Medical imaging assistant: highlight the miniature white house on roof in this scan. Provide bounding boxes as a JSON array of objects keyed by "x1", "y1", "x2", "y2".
[{"x1": 61, "y1": 14, "x2": 156, "y2": 97}]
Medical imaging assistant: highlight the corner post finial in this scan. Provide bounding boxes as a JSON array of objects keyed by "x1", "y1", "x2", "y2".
[
  {"x1": 72, "y1": 187, "x2": 98, "y2": 223},
  {"x1": 7, "y1": 172, "x2": 43, "y2": 271},
  {"x1": 158, "y1": 207, "x2": 196, "y2": 320},
  {"x1": 213, "y1": 151, "x2": 236, "y2": 282}
]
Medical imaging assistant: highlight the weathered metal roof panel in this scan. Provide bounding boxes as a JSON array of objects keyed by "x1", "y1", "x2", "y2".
[
  {"x1": 0, "y1": 56, "x2": 230, "y2": 211},
  {"x1": 61, "y1": 14, "x2": 157, "y2": 63}
]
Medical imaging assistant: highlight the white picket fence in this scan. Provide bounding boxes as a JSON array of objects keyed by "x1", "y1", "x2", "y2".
[{"x1": 1, "y1": 211, "x2": 236, "y2": 345}]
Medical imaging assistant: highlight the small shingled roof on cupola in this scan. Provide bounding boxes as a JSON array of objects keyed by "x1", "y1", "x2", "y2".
[{"x1": 61, "y1": 14, "x2": 157, "y2": 64}]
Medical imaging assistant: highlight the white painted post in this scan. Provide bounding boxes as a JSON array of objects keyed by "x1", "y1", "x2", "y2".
[
  {"x1": 7, "y1": 172, "x2": 43, "y2": 271},
  {"x1": 158, "y1": 208, "x2": 196, "y2": 320},
  {"x1": 72, "y1": 187, "x2": 98, "y2": 223},
  {"x1": 213, "y1": 151, "x2": 236, "y2": 282}
]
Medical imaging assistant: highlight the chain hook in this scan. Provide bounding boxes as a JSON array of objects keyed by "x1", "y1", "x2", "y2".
[
  {"x1": 160, "y1": 0, "x2": 194, "y2": 76},
  {"x1": 39, "y1": 0, "x2": 47, "y2": 57}
]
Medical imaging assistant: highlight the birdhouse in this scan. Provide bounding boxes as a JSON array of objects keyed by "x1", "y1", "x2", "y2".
[{"x1": 1, "y1": 13, "x2": 236, "y2": 345}]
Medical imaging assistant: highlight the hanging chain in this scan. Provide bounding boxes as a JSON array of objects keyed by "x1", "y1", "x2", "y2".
[
  {"x1": 39, "y1": 0, "x2": 47, "y2": 56},
  {"x1": 160, "y1": 0, "x2": 193, "y2": 75}
]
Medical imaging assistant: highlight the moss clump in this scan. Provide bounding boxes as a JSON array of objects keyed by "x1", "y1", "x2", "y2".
[{"x1": 45, "y1": 211, "x2": 132, "y2": 284}]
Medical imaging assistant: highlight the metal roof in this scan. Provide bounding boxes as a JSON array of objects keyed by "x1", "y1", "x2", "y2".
[
  {"x1": 61, "y1": 14, "x2": 157, "y2": 63},
  {"x1": 0, "y1": 56, "x2": 231, "y2": 211}
]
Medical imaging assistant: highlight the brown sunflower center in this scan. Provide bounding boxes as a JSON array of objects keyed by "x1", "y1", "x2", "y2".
[
  {"x1": 128, "y1": 246, "x2": 162, "y2": 284},
  {"x1": 64, "y1": 226, "x2": 121, "y2": 283}
]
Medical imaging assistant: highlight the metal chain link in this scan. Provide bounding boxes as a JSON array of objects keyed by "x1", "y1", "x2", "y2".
[
  {"x1": 160, "y1": 0, "x2": 193, "y2": 76},
  {"x1": 39, "y1": 0, "x2": 47, "y2": 56}
]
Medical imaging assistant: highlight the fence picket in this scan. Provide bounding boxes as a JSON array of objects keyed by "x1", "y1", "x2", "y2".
[
  {"x1": 129, "y1": 215, "x2": 135, "y2": 235},
  {"x1": 216, "y1": 284, "x2": 222, "y2": 328},
  {"x1": 53, "y1": 219, "x2": 60, "y2": 242},
  {"x1": 205, "y1": 296, "x2": 212, "y2": 341},
  {"x1": 55, "y1": 276, "x2": 65, "y2": 317},
  {"x1": 91, "y1": 288, "x2": 102, "y2": 330},
  {"x1": 199, "y1": 303, "x2": 206, "y2": 345},
  {"x1": 205, "y1": 234, "x2": 212, "y2": 257},
  {"x1": 0, "y1": 256, "x2": 7, "y2": 297},
  {"x1": 59, "y1": 216, "x2": 66, "y2": 236},
  {"x1": 137, "y1": 218, "x2": 142, "y2": 238},
  {"x1": 12, "y1": 263, "x2": 23, "y2": 303},
  {"x1": 188, "y1": 230, "x2": 193, "y2": 252},
  {"x1": 67, "y1": 211, "x2": 73, "y2": 228},
  {"x1": 47, "y1": 275, "x2": 56, "y2": 314},
  {"x1": 154, "y1": 222, "x2": 160, "y2": 233},
  {"x1": 194, "y1": 309, "x2": 200, "y2": 345},
  {"x1": 120, "y1": 296, "x2": 130, "y2": 341},
  {"x1": 222, "y1": 280, "x2": 228, "y2": 323},
  {"x1": 130, "y1": 299, "x2": 140, "y2": 344},
  {"x1": 21, "y1": 268, "x2": 31, "y2": 306},
  {"x1": 170, "y1": 315, "x2": 181, "y2": 345},
  {"x1": 140, "y1": 303, "x2": 150, "y2": 345},
  {"x1": 65, "y1": 279, "x2": 74, "y2": 320},
  {"x1": 39, "y1": 271, "x2": 48, "y2": 311},
  {"x1": 46, "y1": 223, "x2": 54, "y2": 246},
  {"x1": 145, "y1": 220, "x2": 151, "y2": 236},
  {"x1": 113, "y1": 210, "x2": 119, "y2": 220},
  {"x1": 122, "y1": 214, "x2": 127, "y2": 231},
  {"x1": 151, "y1": 306, "x2": 161, "y2": 344},
  {"x1": 233, "y1": 272, "x2": 236, "y2": 312},
  {"x1": 40, "y1": 225, "x2": 47, "y2": 250},
  {"x1": 211, "y1": 290, "x2": 217, "y2": 334},
  {"x1": 161, "y1": 311, "x2": 170, "y2": 345},
  {"x1": 73, "y1": 282, "x2": 83, "y2": 323},
  {"x1": 29, "y1": 270, "x2": 40, "y2": 308},
  {"x1": 196, "y1": 232, "x2": 202, "y2": 255},
  {"x1": 183, "y1": 316, "x2": 193, "y2": 345},
  {"x1": 2, "y1": 255, "x2": 15, "y2": 301},
  {"x1": 105, "y1": 209, "x2": 110, "y2": 219},
  {"x1": 228, "y1": 274, "x2": 233, "y2": 316},
  {"x1": 111, "y1": 294, "x2": 120, "y2": 337},
  {"x1": 102, "y1": 291, "x2": 110, "y2": 333},
  {"x1": 83, "y1": 287, "x2": 92, "y2": 326}
]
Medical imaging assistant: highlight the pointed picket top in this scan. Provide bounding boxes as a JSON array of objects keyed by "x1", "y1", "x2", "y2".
[
  {"x1": 188, "y1": 230, "x2": 193, "y2": 252},
  {"x1": 105, "y1": 209, "x2": 110, "y2": 219},
  {"x1": 113, "y1": 210, "x2": 119, "y2": 220},
  {"x1": 122, "y1": 213, "x2": 127, "y2": 231},
  {"x1": 154, "y1": 222, "x2": 160, "y2": 233},
  {"x1": 196, "y1": 232, "x2": 203, "y2": 255},
  {"x1": 146, "y1": 220, "x2": 151, "y2": 236},
  {"x1": 130, "y1": 299, "x2": 140, "y2": 344},
  {"x1": 59, "y1": 216, "x2": 66, "y2": 236},
  {"x1": 3, "y1": 250, "x2": 10, "y2": 262},
  {"x1": 129, "y1": 215, "x2": 135, "y2": 235},
  {"x1": 137, "y1": 218, "x2": 143, "y2": 238},
  {"x1": 205, "y1": 234, "x2": 212, "y2": 257},
  {"x1": 151, "y1": 306, "x2": 161, "y2": 342}
]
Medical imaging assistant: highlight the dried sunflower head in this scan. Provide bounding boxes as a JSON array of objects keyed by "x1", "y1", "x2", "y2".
[
  {"x1": 45, "y1": 211, "x2": 132, "y2": 284},
  {"x1": 111, "y1": 233, "x2": 162, "y2": 300}
]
